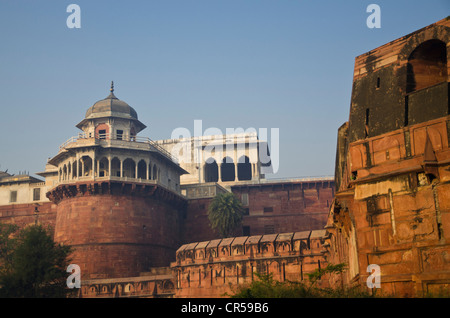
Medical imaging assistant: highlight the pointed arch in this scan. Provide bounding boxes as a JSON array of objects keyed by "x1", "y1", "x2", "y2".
[
  {"x1": 237, "y1": 155, "x2": 252, "y2": 181},
  {"x1": 406, "y1": 39, "x2": 447, "y2": 93},
  {"x1": 137, "y1": 160, "x2": 147, "y2": 179},
  {"x1": 204, "y1": 158, "x2": 219, "y2": 182},
  {"x1": 123, "y1": 158, "x2": 136, "y2": 178},
  {"x1": 221, "y1": 157, "x2": 235, "y2": 182}
]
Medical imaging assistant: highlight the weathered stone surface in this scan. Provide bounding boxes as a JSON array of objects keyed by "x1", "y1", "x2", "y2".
[
  {"x1": 171, "y1": 231, "x2": 328, "y2": 298},
  {"x1": 325, "y1": 18, "x2": 450, "y2": 297}
]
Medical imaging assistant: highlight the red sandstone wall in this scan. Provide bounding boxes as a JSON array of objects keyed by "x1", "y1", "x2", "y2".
[
  {"x1": 182, "y1": 198, "x2": 228, "y2": 244},
  {"x1": 54, "y1": 193, "x2": 183, "y2": 279},
  {"x1": 326, "y1": 18, "x2": 450, "y2": 297},
  {"x1": 181, "y1": 181, "x2": 334, "y2": 244},
  {"x1": 172, "y1": 231, "x2": 329, "y2": 298},
  {"x1": 233, "y1": 181, "x2": 334, "y2": 235},
  {"x1": 0, "y1": 202, "x2": 56, "y2": 230}
]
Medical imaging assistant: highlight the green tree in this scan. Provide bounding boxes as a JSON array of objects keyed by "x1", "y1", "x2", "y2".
[
  {"x1": 0, "y1": 223, "x2": 19, "y2": 275},
  {"x1": 229, "y1": 263, "x2": 376, "y2": 298},
  {"x1": 0, "y1": 224, "x2": 74, "y2": 298},
  {"x1": 208, "y1": 192, "x2": 245, "y2": 238}
]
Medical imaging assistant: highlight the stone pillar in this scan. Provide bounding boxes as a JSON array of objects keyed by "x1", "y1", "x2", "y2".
[
  {"x1": 146, "y1": 162, "x2": 149, "y2": 180},
  {"x1": 120, "y1": 159, "x2": 123, "y2": 178},
  {"x1": 135, "y1": 161, "x2": 138, "y2": 179},
  {"x1": 75, "y1": 155, "x2": 79, "y2": 180},
  {"x1": 234, "y1": 163, "x2": 238, "y2": 181},
  {"x1": 108, "y1": 157, "x2": 111, "y2": 177},
  {"x1": 92, "y1": 152, "x2": 96, "y2": 178},
  {"x1": 218, "y1": 164, "x2": 222, "y2": 182}
]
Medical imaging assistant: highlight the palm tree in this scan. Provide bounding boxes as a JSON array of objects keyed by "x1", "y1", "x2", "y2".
[{"x1": 208, "y1": 192, "x2": 245, "y2": 238}]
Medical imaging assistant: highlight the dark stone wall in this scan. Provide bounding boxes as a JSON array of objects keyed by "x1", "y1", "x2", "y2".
[
  {"x1": 349, "y1": 64, "x2": 406, "y2": 143},
  {"x1": 334, "y1": 122, "x2": 348, "y2": 192},
  {"x1": 347, "y1": 23, "x2": 449, "y2": 144}
]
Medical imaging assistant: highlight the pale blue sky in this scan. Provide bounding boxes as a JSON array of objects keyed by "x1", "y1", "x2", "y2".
[{"x1": 0, "y1": 0, "x2": 448, "y2": 179}]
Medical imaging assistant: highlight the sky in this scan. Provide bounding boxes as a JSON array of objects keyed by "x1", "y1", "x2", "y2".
[{"x1": 0, "y1": 0, "x2": 448, "y2": 180}]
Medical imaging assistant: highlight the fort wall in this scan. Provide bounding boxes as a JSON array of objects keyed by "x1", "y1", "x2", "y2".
[
  {"x1": 49, "y1": 180, "x2": 186, "y2": 279},
  {"x1": 326, "y1": 17, "x2": 450, "y2": 297},
  {"x1": 171, "y1": 230, "x2": 328, "y2": 298}
]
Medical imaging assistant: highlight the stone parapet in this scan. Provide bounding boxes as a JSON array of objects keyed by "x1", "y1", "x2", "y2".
[{"x1": 171, "y1": 230, "x2": 328, "y2": 298}]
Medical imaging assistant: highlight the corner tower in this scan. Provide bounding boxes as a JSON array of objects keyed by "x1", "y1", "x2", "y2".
[{"x1": 46, "y1": 83, "x2": 188, "y2": 279}]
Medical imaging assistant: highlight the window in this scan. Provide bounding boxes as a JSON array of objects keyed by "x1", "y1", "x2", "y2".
[
  {"x1": 243, "y1": 208, "x2": 249, "y2": 216},
  {"x1": 241, "y1": 193, "x2": 249, "y2": 206},
  {"x1": 99, "y1": 129, "x2": 106, "y2": 139},
  {"x1": 10, "y1": 191, "x2": 17, "y2": 203},
  {"x1": 33, "y1": 188, "x2": 41, "y2": 201},
  {"x1": 243, "y1": 226, "x2": 250, "y2": 236},
  {"x1": 116, "y1": 130, "x2": 123, "y2": 140},
  {"x1": 376, "y1": 77, "x2": 380, "y2": 89},
  {"x1": 263, "y1": 207, "x2": 273, "y2": 213}
]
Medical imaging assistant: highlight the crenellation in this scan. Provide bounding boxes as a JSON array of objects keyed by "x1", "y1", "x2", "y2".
[{"x1": 171, "y1": 230, "x2": 328, "y2": 297}]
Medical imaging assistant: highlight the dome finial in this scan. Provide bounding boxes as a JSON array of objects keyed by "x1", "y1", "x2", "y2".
[{"x1": 110, "y1": 81, "x2": 114, "y2": 93}]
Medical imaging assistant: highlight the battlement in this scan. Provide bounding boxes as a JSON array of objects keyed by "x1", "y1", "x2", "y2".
[
  {"x1": 171, "y1": 230, "x2": 329, "y2": 297},
  {"x1": 174, "y1": 230, "x2": 327, "y2": 264}
]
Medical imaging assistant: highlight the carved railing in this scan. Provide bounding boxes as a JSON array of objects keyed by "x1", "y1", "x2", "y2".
[{"x1": 58, "y1": 133, "x2": 178, "y2": 164}]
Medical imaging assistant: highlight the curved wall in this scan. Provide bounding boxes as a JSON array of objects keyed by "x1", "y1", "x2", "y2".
[{"x1": 52, "y1": 182, "x2": 184, "y2": 279}]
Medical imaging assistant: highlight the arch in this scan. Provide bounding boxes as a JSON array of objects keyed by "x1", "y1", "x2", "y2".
[
  {"x1": 221, "y1": 157, "x2": 235, "y2": 182},
  {"x1": 99, "y1": 157, "x2": 109, "y2": 177},
  {"x1": 237, "y1": 156, "x2": 252, "y2": 181},
  {"x1": 111, "y1": 157, "x2": 121, "y2": 177},
  {"x1": 63, "y1": 165, "x2": 67, "y2": 181},
  {"x1": 72, "y1": 161, "x2": 77, "y2": 179},
  {"x1": 204, "y1": 158, "x2": 219, "y2": 182},
  {"x1": 89, "y1": 285, "x2": 98, "y2": 294},
  {"x1": 95, "y1": 123, "x2": 110, "y2": 140},
  {"x1": 406, "y1": 39, "x2": 447, "y2": 93},
  {"x1": 123, "y1": 158, "x2": 136, "y2": 178},
  {"x1": 67, "y1": 163, "x2": 71, "y2": 180},
  {"x1": 124, "y1": 283, "x2": 134, "y2": 293},
  {"x1": 81, "y1": 156, "x2": 93, "y2": 177},
  {"x1": 163, "y1": 280, "x2": 174, "y2": 290},
  {"x1": 137, "y1": 160, "x2": 147, "y2": 179},
  {"x1": 153, "y1": 165, "x2": 158, "y2": 180}
]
